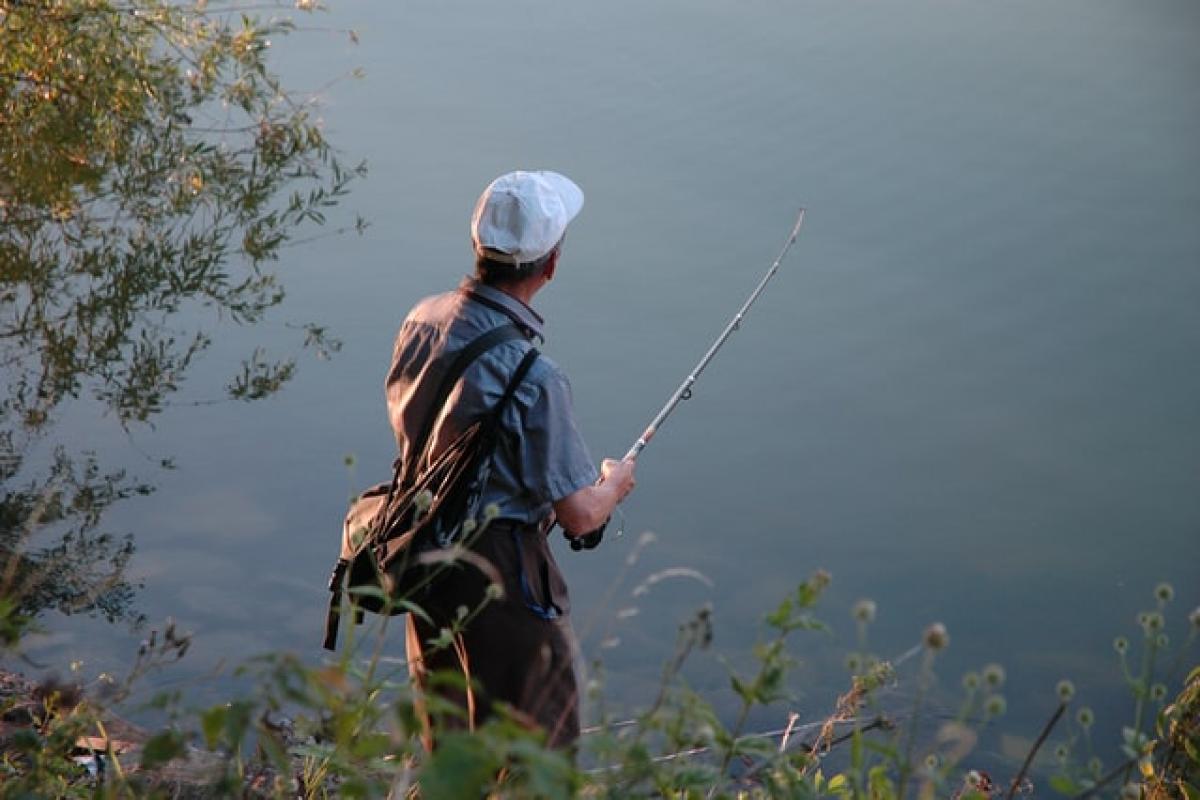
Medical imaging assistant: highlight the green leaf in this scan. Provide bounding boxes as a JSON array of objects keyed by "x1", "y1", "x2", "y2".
[
  {"x1": 140, "y1": 730, "x2": 187, "y2": 769},
  {"x1": 200, "y1": 705, "x2": 227, "y2": 749},
  {"x1": 1049, "y1": 774, "x2": 1081, "y2": 795},
  {"x1": 420, "y1": 733, "x2": 497, "y2": 800}
]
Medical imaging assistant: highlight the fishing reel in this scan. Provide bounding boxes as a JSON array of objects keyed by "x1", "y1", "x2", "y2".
[{"x1": 566, "y1": 518, "x2": 607, "y2": 551}]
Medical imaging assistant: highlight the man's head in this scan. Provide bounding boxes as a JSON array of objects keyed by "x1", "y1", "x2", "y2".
[{"x1": 471, "y1": 171, "x2": 583, "y2": 287}]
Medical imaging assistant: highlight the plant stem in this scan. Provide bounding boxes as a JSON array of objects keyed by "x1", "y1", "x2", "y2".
[
  {"x1": 898, "y1": 649, "x2": 934, "y2": 799},
  {"x1": 1071, "y1": 755, "x2": 1139, "y2": 799},
  {"x1": 1006, "y1": 702, "x2": 1065, "y2": 800}
]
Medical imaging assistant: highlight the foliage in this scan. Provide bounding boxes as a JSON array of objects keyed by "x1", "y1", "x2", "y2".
[
  {"x1": 0, "y1": 573, "x2": 1195, "y2": 797},
  {"x1": 0, "y1": 0, "x2": 363, "y2": 430},
  {"x1": 1, "y1": 439, "x2": 147, "y2": 624},
  {"x1": 0, "y1": 0, "x2": 363, "y2": 622}
]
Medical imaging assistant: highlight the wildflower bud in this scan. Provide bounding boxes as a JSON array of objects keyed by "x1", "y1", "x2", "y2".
[
  {"x1": 1076, "y1": 707, "x2": 1094, "y2": 728},
  {"x1": 985, "y1": 695, "x2": 1007, "y2": 717},
  {"x1": 962, "y1": 671, "x2": 980, "y2": 691},
  {"x1": 1055, "y1": 743, "x2": 1070, "y2": 763},
  {"x1": 982, "y1": 663, "x2": 1006, "y2": 688},
  {"x1": 1119, "y1": 783, "x2": 1140, "y2": 800},
  {"x1": 1087, "y1": 757, "x2": 1103, "y2": 776},
  {"x1": 1154, "y1": 582, "x2": 1174, "y2": 604},
  {"x1": 965, "y1": 770, "x2": 983, "y2": 788},
  {"x1": 1190, "y1": 607, "x2": 1200, "y2": 630},
  {"x1": 1150, "y1": 684, "x2": 1167, "y2": 702},
  {"x1": 845, "y1": 653, "x2": 863, "y2": 673},
  {"x1": 852, "y1": 598, "x2": 877, "y2": 624},
  {"x1": 484, "y1": 582, "x2": 504, "y2": 600},
  {"x1": 483, "y1": 503, "x2": 500, "y2": 520},
  {"x1": 924, "y1": 754, "x2": 939, "y2": 770},
  {"x1": 923, "y1": 622, "x2": 949, "y2": 651},
  {"x1": 1056, "y1": 679, "x2": 1076, "y2": 703},
  {"x1": 813, "y1": 569, "x2": 832, "y2": 590},
  {"x1": 1156, "y1": 634, "x2": 1169, "y2": 649},
  {"x1": 343, "y1": 454, "x2": 355, "y2": 467},
  {"x1": 1114, "y1": 636, "x2": 1129, "y2": 655},
  {"x1": 462, "y1": 518, "x2": 477, "y2": 535},
  {"x1": 1146, "y1": 612, "x2": 1164, "y2": 632},
  {"x1": 455, "y1": 605, "x2": 468, "y2": 621}
]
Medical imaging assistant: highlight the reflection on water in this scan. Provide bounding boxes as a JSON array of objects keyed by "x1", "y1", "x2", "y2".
[{"x1": 14, "y1": 0, "x2": 1200, "y2": 763}]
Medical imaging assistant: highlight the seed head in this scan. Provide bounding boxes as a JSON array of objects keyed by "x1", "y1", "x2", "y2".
[
  {"x1": 1155, "y1": 582, "x2": 1174, "y2": 604},
  {"x1": 982, "y1": 663, "x2": 1006, "y2": 688},
  {"x1": 923, "y1": 622, "x2": 950, "y2": 651},
  {"x1": 812, "y1": 569, "x2": 832, "y2": 590},
  {"x1": 1189, "y1": 607, "x2": 1200, "y2": 630},
  {"x1": 1150, "y1": 683, "x2": 1167, "y2": 702},
  {"x1": 985, "y1": 695, "x2": 1007, "y2": 717},
  {"x1": 965, "y1": 770, "x2": 983, "y2": 788},
  {"x1": 1055, "y1": 743, "x2": 1070, "y2": 763},
  {"x1": 1076, "y1": 707, "x2": 1094, "y2": 728},
  {"x1": 1156, "y1": 634, "x2": 1169, "y2": 649},
  {"x1": 1113, "y1": 636, "x2": 1129, "y2": 655},
  {"x1": 483, "y1": 503, "x2": 500, "y2": 520},
  {"x1": 1056, "y1": 679, "x2": 1076, "y2": 703},
  {"x1": 924, "y1": 754, "x2": 939, "y2": 770},
  {"x1": 962, "y1": 671, "x2": 980, "y2": 691},
  {"x1": 1087, "y1": 757, "x2": 1103, "y2": 777},
  {"x1": 852, "y1": 598, "x2": 877, "y2": 624}
]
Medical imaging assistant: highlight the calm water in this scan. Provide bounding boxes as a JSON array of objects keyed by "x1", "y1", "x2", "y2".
[{"x1": 33, "y1": 0, "x2": 1199, "y2": 765}]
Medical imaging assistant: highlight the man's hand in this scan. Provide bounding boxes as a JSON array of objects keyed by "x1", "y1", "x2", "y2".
[
  {"x1": 554, "y1": 457, "x2": 637, "y2": 536},
  {"x1": 599, "y1": 457, "x2": 636, "y2": 503}
]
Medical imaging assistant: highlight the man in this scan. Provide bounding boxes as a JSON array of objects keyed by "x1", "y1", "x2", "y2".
[{"x1": 386, "y1": 170, "x2": 636, "y2": 749}]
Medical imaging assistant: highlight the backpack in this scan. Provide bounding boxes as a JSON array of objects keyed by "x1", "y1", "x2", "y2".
[{"x1": 322, "y1": 323, "x2": 538, "y2": 651}]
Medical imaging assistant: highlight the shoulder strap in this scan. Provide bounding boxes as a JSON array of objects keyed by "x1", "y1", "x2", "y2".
[
  {"x1": 495, "y1": 347, "x2": 540, "y2": 413},
  {"x1": 400, "y1": 323, "x2": 526, "y2": 486}
]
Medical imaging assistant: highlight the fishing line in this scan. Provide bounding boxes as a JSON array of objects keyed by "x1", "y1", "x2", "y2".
[{"x1": 569, "y1": 209, "x2": 808, "y2": 551}]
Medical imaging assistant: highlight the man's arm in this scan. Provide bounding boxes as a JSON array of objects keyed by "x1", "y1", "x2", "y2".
[{"x1": 553, "y1": 458, "x2": 636, "y2": 536}]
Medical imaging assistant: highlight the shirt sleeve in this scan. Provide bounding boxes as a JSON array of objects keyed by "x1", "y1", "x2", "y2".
[{"x1": 521, "y1": 363, "x2": 600, "y2": 503}]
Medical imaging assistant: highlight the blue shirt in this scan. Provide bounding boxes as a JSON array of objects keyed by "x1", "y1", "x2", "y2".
[{"x1": 385, "y1": 278, "x2": 599, "y2": 526}]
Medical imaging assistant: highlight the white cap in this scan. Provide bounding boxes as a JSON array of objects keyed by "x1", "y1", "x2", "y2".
[{"x1": 470, "y1": 170, "x2": 584, "y2": 266}]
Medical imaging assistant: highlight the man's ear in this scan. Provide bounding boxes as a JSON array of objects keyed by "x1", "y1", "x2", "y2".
[{"x1": 543, "y1": 250, "x2": 559, "y2": 282}]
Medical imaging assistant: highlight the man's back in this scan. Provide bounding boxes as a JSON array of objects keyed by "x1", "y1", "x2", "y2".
[{"x1": 385, "y1": 278, "x2": 598, "y2": 527}]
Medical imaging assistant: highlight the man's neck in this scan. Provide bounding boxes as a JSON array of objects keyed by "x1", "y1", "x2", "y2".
[{"x1": 494, "y1": 278, "x2": 541, "y2": 308}]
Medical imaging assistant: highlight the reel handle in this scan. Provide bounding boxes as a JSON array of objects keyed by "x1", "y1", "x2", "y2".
[{"x1": 566, "y1": 518, "x2": 608, "y2": 551}]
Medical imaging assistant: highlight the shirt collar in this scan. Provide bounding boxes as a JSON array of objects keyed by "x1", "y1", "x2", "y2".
[{"x1": 459, "y1": 277, "x2": 545, "y2": 340}]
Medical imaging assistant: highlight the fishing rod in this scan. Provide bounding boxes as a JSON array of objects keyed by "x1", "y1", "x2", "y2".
[{"x1": 569, "y1": 208, "x2": 808, "y2": 551}]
